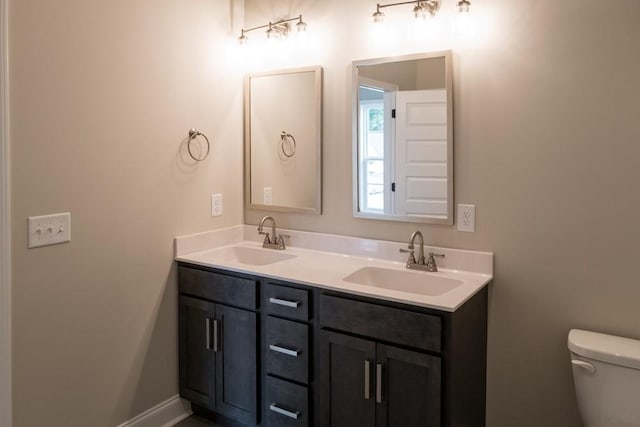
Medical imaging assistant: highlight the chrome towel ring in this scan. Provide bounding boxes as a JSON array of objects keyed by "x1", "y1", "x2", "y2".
[
  {"x1": 187, "y1": 128, "x2": 210, "y2": 161},
  {"x1": 280, "y1": 131, "x2": 297, "y2": 158}
]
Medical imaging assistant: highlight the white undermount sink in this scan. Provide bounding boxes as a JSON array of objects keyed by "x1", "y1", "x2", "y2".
[
  {"x1": 197, "y1": 245, "x2": 297, "y2": 266},
  {"x1": 343, "y1": 266, "x2": 463, "y2": 296}
]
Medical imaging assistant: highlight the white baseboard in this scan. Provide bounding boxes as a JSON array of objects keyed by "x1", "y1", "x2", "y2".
[{"x1": 117, "y1": 395, "x2": 192, "y2": 427}]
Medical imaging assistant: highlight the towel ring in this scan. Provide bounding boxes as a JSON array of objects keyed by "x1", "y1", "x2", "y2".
[
  {"x1": 280, "y1": 131, "x2": 297, "y2": 158},
  {"x1": 187, "y1": 128, "x2": 210, "y2": 161}
]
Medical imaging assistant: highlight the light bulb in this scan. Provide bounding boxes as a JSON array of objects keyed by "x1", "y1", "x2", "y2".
[
  {"x1": 372, "y1": 10, "x2": 384, "y2": 23},
  {"x1": 266, "y1": 26, "x2": 276, "y2": 39},
  {"x1": 238, "y1": 32, "x2": 248, "y2": 45},
  {"x1": 457, "y1": 0, "x2": 471, "y2": 14},
  {"x1": 413, "y1": 3, "x2": 428, "y2": 20},
  {"x1": 455, "y1": 0, "x2": 476, "y2": 39},
  {"x1": 296, "y1": 16, "x2": 307, "y2": 32}
]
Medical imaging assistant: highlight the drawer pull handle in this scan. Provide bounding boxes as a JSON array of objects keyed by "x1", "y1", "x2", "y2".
[
  {"x1": 269, "y1": 344, "x2": 300, "y2": 357},
  {"x1": 205, "y1": 318, "x2": 212, "y2": 350},
  {"x1": 376, "y1": 363, "x2": 383, "y2": 404},
  {"x1": 364, "y1": 360, "x2": 371, "y2": 400},
  {"x1": 269, "y1": 403, "x2": 300, "y2": 419},
  {"x1": 269, "y1": 297, "x2": 301, "y2": 308}
]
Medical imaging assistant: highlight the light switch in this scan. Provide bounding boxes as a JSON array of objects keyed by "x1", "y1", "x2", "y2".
[
  {"x1": 28, "y1": 212, "x2": 71, "y2": 248},
  {"x1": 264, "y1": 187, "x2": 272, "y2": 205},
  {"x1": 211, "y1": 194, "x2": 223, "y2": 217}
]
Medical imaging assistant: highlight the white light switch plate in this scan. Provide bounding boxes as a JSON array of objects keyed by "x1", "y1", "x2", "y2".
[
  {"x1": 264, "y1": 187, "x2": 272, "y2": 205},
  {"x1": 457, "y1": 204, "x2": 475, "y2": 232},
  {"x1": 28, "y1": 212, "x2": 71, "y2": 248},
  {"x1": 211, "y1": 194, "x2": 223, "y2": 217}
]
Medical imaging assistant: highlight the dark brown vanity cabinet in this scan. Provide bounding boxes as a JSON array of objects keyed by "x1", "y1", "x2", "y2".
[
  {"x1": 316, "y1": 290, "x2": 487, "y2": 427},
  {"x1": 320, "y1": 331, "x2": 441, "y2": 426},
  {"x1": 178, "y1": 265, "x2": 258, "y2": 425},
  {"x1": 178, "y1": 262, "x2": 488, "y2": 427}
]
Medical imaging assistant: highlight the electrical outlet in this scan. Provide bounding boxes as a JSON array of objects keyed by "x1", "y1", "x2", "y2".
[
  {"x1": 211, "y1": 194, "x2": 223, "y2": 217},
  {"x1": 264, "y1": 187, "x2": 272, "y2": 205},
  {"x1": 457, "y1": 204, "x2": 475, "y2": 232},
  {"x1": 28, "y1": 212, "x2": 71, "y2": 248}
]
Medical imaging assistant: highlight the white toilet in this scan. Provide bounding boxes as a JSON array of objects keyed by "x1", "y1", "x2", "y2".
[{"x1": 568, "y1": 329, "x2": 640, "y2": 426}]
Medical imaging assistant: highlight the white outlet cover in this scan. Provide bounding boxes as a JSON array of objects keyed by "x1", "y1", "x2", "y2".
[
  {"x1": 457, "y1": 204, "x2": 475, "y2": 233},
  {"x1": 28, "y1": 212, "x2": 71, "y2": 248}
]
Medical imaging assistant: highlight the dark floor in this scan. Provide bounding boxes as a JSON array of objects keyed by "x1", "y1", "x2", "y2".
[{"x1": 174, "y1": 414, "x2": 223, "y2": 427}]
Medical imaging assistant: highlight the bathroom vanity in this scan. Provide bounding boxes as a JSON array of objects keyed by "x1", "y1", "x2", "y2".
[{"x1": 175, "y1": 226, "x2": 492, "y2": 426}]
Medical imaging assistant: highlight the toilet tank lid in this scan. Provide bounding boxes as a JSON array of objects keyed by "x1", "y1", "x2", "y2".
[{"x1": 568, "y1": 329, "x2": 640, "y2": 370}]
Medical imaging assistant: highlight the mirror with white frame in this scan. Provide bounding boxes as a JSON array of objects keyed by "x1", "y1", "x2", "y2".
[
  {"x1": 352, "y1": 51, "x2": 453, "y2": 224},
  {"x1": 245, "y1": 66, "x2": 322, "y2": 214}
]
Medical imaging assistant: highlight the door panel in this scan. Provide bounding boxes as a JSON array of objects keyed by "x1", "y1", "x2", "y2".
[
  {"x1": 321, "y1": 330, "x2": 376, "y2": 427},
  {"x1": 376, "y1": 344, "x2": 441, "y2": 427},
  {"x1": 215, "y1": 304, "x2": 257, "y2": 424},
  {"x1": 178, "y1": 296, "x2": 215, "y2": 409},
  {"x1": 395, "y1": 89, "x2": 448, "y2": 218}
]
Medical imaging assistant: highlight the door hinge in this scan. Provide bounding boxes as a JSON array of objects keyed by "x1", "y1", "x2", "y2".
[
  {"x1": 391, "y1": 182, "x2": 396, "y2": 192},
  {"x1": 391, "y1": 109, "x2": 396, "y2": 119}
]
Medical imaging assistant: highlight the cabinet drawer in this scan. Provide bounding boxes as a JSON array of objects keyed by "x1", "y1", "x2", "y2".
[
  {"x1": 319, "y1": 294, "x2": 442, "y2": 353},
  {"x1": 265, "y1": 376, "x2": 309, "y2": 427},
  {"x1": 264, "y1": 283, "x2": 310, "y2": 321},
  {"x1": 265, "y1": 316, "x2": 309, "y2": 384},
  {"x1": 178, "y1": 265, "x2": 257, "y2": 310}
]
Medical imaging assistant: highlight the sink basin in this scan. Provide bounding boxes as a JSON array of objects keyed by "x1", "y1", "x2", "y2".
[
  {"x1": 197, "y1": 246, "x2": 297, "y2": 266},
  {"x1": 343, "y1": 266, "x2": 463, "y2": 296}
]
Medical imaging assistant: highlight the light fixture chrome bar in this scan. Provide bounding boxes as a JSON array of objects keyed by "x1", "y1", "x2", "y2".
[
  {"x1": 376, "y1": 0, "x2": 432, "y2": 10},
  {"x1": 372, "y1": 0, "x2": 442, "y2": 21},
  {"x1": 238, "y1": 14, "x2": 307, "y2": 43}
]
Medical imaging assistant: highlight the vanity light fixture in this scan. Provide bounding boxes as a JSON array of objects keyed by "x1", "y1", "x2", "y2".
[
  {"x1": 238, "y1": 15, "x2": 307, "y2": 44},
  {"x1": 371, "y1": 0, "x2": 472, "y2": 22}
]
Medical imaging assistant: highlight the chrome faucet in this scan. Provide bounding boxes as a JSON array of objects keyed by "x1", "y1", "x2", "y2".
[
  {"x1": 257, "y1": 216, "x2": 289, "y2": 250},
  {"x1": 399, "y1": 230, "x2": 445, "y2": 272}
]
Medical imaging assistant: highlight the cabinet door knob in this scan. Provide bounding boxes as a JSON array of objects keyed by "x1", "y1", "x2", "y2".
[
  {"x1": 269, "y1": 403, "x2": 300, "y2": 419},
  {"x1": 269, "y1": 344, "x2": 300, "y2": 357},
  {"x1": 269, "y1": 297, "x2": 301, "y2": 308},
  {"x1": 376, "y1": 363, "x2": 384, "y2": 404},
  {"x1": 364, "y1": 360, "x2": 371, "y2": 400},
  {"x1": 205, "y1": 318, "x2": 212, "y2": 350},
  {"x1": 213, "y1": 319, "x2": 219, "y2": 352}
]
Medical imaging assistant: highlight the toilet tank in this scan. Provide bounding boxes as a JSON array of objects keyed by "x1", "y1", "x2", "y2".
[{"x1": 568, "y1": 329, "x2": 640, "y2": 427}]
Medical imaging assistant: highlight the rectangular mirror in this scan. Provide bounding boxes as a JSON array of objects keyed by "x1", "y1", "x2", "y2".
[
  {"x1": 352, "y1": 51, "x2": 453, "y2": 224},
  {"x1": 245, "y1": 66, "x2": 322, "y2": 214}
]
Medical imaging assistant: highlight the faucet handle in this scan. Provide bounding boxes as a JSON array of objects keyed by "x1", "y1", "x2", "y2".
[
  {"x1": 425, "y1": 253, "x2": 445, "y2": 272},
  {"x1": 276, "y1": 234, "x2": 290, "y2": 249},
  {"x1": 259, "y1": 231, "x2": 272, "y2": 244},
  {"x1": 399, "y1": 247, "x2": 416, "y2": 265}
]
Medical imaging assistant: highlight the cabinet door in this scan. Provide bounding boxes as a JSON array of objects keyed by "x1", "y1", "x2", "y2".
[
  {"x1": 376, "y1": 344, "x2": 441, "y2": 427},
  {"x1": 179, "y1": 296, "x2": 215, "y2": 409},
  {"x1": 320, "y1": 330, "x2": 376, "y2": 427},
  {"x1": 215, "y1": 304, "x2": 258, "y2": 424}
]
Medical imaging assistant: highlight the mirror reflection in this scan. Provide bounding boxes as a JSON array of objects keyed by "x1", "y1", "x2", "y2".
[
  {"x1": 353, "y1": 51, "x2": 453, "y2": 224},
  {"x1": 245, "y1": 67, "x2": 322, "y2": 214}
]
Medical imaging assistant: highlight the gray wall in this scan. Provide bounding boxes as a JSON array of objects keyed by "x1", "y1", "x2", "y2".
[
  {"x1": 244, "y1": 0, "x2": 640, "y2": 425},
  {"x1": 9, "y1": 0, "x2": 244, "y2": 425}
]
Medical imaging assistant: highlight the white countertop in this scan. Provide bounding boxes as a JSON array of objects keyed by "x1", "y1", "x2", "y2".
[{"x1": 175, "y1": 226, "x2": 493, "y2": 312}]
